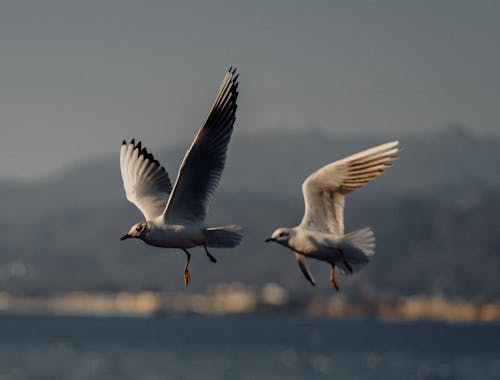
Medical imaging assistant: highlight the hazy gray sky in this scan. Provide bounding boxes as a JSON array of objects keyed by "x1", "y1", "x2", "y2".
[{"x1": 1, "y1": 0, "x2": 499, "y2": 180}]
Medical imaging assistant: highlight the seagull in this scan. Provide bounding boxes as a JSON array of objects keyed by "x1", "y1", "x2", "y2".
[
  {"x1": 265, "y1": 141, "x2": 400, "y2": 290},
  {"x1": 119, "y1": 68, "x2": 242, "y2": 286}
]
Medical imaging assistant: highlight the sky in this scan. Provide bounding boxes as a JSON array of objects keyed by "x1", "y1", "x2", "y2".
[{"x1": 0, "y1": 0, "x2": 499, "y2": 181}]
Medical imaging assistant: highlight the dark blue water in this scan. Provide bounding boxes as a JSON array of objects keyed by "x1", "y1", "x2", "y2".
[{"x1": 0, "y1": 313, "x2": 498, "y2": 380}]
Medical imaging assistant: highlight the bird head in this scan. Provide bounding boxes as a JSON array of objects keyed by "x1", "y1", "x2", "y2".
[
  {"x1": 265, "y1": 228, "x2": 293, "y2": 246},
  {"x1": 120, "y1": 221, "x2": 149, "y2": 241}
]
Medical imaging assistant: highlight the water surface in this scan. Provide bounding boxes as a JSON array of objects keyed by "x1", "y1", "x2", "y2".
[{"x1": 0, "y1": 313, "x2": 498, "y2": 379}]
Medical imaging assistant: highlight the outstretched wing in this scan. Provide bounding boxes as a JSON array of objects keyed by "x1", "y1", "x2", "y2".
[
  {"x1": 120, "y1": 139, "x2": 172, "y2": 220},
  {"x1": 300, "y1": 141, "x2": 400, "y2": 236},
  {"x1": 162, "y1": 68, "x2": 239, "y2": 223},
  {"x1": 296, "y1": 253, "x2": 316, "y2": 286}
]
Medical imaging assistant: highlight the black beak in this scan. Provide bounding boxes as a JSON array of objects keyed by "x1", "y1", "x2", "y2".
[
  {"x1": 120, "y1": 234, "x2": 131, "y2": 241},
  {"x1": 265, "y1": 237, "x2": 275, "y2": 242}
]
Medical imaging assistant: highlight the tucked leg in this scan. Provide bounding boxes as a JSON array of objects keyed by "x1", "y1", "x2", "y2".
[
  {"x1": 203, "y1": 244, "x2": 217, "y2": 263},
  {"x1": 330, "y1": 265, "x2": 340, "y2": 291},
  {"x1": 339, "y1": 249, "x2": 353, "y2": 273},
  {"x1": 182, "y1": 249, "x2": 191, "y2": 287}
]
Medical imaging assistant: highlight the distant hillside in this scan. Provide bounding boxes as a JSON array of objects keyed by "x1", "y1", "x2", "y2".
[{"x1": 0, "y1": 126, "x2": 499, "y2": 301}]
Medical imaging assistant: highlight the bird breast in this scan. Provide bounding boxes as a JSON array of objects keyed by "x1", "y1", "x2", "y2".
[
  {"x1": 144, "y1": 224, "x2": 205, "y2": 249},
  {"x1": 291, "y1": 230, "x2": 342, "y2": 257}
]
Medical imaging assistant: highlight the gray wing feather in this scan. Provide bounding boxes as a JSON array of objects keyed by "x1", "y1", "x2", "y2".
[
  {"x1": 296, "y1": 253, "x2": 316, "y2": 286},
  {"x1": 162, "y1": 68, "x2": 239, "y2": 223}
]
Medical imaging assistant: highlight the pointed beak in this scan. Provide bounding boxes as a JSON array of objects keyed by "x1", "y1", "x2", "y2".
[
  {"x1": 120, "y1": 234, "x2": 131, "y2": 241},
  {"x1": 265, "y1": 237, "x2": 275, "y2": 242}
]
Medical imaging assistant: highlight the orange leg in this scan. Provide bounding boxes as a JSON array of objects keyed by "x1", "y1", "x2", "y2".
[
  {"x1": 182, "y1": 249, "x2": 191, "y2": 287},
  {"x1": 330, "y1": 265, "x2": 340, "y2": 291}
]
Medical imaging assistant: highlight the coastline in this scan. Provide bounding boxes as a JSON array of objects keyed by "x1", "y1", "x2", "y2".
[{"x1": 1, "y1": 284, "x2": 499, "y2": 322}]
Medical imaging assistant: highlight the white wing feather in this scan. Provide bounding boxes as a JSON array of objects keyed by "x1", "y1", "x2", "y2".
[
  {"x1": 300, "y1": 141, "x2": 400, "y2": 236},
  {"x1": 120, "y1": 140, "x2": 172, "y2": 220}
]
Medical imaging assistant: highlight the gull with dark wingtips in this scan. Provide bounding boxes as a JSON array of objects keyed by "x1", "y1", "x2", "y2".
[{"x1": 119, "y1": 68, "x2": 242, "y2": 286}]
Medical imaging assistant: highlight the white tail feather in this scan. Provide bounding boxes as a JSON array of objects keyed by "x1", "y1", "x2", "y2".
[
  {"x1": 204, "y1": 225, "x2": 243, "y2": 248},
  {"x1": 337, "y1": 227, "x2": 375, "y2": 274}
]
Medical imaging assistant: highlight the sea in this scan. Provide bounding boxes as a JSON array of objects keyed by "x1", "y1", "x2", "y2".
[{"x1": 0, "y1": 313, "x2": 498, "y2": 380}]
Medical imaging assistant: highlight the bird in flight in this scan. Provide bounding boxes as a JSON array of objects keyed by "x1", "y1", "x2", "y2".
[
  {"x1": 119, "y1": 68, "x2": 242, "y2": 286},
  {"x1": 265, "y1": 141, "x2": 400, "y2": 290}
]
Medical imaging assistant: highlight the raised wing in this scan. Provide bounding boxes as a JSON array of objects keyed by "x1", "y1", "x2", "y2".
[
  {"x1": 162, "y1": 68, "x2": 239, "y2": 223},
  {"x1": 120, "y1": 139, "x2": 172, "y2": 220},
  {"x1": 300, "y1": 141, "x2": 400, "y2": 235}
]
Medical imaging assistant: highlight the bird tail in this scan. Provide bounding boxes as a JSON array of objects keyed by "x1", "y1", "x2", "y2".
[
  {"x1": 337, "y1": 228, "x2": 375, "y2": 274},
  {"x1": 203, "y1": 225, "x2": 243, "y2": 248}
]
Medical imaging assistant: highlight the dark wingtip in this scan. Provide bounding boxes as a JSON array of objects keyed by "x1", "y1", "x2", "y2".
[
  {"x1": 228, "y1": 66, "x2": 238, "y2": 76},
  {"x1": 131, "y1": 138, "x2": 135, "y2": 145},
  {"x1": 122, "y1": 139, "x2": 127, "y2": 145}
]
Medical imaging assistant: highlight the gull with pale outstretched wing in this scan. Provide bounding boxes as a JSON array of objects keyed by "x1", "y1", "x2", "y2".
[
  {"x1": 265, "y1": 141, "x2": 400, "y2": 290},
  {"x1": 120, "y1": 68, "x2": 242, "y2": 286}
]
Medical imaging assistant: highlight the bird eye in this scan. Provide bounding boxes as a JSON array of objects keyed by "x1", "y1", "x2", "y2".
[{"x1": 279, "y1": 231, "x2": 288, "y2": 238}]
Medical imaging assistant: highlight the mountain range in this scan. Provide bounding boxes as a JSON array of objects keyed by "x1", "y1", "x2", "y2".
[{"x1": 0, "y1": 125, "x2": 498, "y2": 301}]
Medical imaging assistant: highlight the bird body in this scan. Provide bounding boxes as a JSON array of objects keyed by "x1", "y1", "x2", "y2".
[
  {"x1": 139, "y1": 221, "x2": 205, "y2": 249},
  {"x1": 119, "y1": 68, "x2": 242, "y2": 286},
  {"x1": 133, "y1": 220, "x2": 242, "y2": 250},
  {"x1": 278, "y1": 228, "x2": 341, "y2": 257},
  {"x1": 266, "y1": 141, "x2": 399, "y2": 290}
]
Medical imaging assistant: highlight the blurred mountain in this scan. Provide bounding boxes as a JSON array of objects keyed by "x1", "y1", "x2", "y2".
[{"x1": 1, "y1": 125, "x2": 499, "y2": 301}]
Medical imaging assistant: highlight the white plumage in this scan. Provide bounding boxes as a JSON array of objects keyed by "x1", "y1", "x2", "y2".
[
  {"x1": 120, "y1": 141, "x2": 172, "y2": 220},
  {"x1": 266, "y1": 141, "x2": 400, "y2": 290},
  {"x1": 119, "y1": 68, "x2": 243, "y2": 286}
]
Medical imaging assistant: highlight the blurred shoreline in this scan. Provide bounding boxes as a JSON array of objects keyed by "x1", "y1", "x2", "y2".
[{"x1": 1, "y1": 283, "x2": 499, "y2": 323}]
